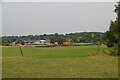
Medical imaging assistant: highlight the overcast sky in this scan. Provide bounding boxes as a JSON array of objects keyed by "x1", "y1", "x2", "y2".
[{"x1": 2, "y1": 2, "x2": 116, "y2": 36}]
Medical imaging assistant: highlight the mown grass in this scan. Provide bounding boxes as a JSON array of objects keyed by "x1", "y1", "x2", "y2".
[
  {"x1": 2, "y1": 45, "x2": 118, "y2": 78},
  {"x1": 2, "y1": 45, "x2": 107, "y2": 57}
]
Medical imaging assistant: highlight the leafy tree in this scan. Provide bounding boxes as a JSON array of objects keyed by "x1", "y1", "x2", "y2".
[
  {"x1": 71, "y1": 36, "x2": 79, "y2": 43},
  {"x1": 16, "y1": 40, "x2": 25, "y2": 45},
  {"x1": 55, "y1": 33, "x2": 59, "y2": 37},
  {"x1": 2, "y1": 38, "x2": 11, "y2": 46},
  {"x1": 50, "y1": 37, "x2": 56, "y2": 44},
  {"x1": 106, "y1": 1, "x2": 120, "y2": 55},
  {"x1": 57, "y1": 37, "x2": 65, "y2": 45},
  {"x1": 79, "y1": 38, "x2": 86, "y2": 43}
]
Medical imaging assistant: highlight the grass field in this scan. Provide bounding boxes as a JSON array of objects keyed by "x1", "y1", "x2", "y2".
[{"x1": 2, "y1": 45, "x2": 118, "y2": 78}]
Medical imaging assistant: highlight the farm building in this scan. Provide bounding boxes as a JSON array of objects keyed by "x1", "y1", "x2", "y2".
[
  {"x1": 12, "y1": 40, "x2": 50, "y2": 45},
  {"x1": 24, "y1": 40, "x2": 48, "y2": 45}
]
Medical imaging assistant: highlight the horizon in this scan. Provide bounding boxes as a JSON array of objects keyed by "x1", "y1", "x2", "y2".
[{"x1": 1, "y1": 31, "x2": 105, "y2": 37}]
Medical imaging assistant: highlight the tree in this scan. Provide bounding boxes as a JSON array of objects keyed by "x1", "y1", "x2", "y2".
[
  {"x1": 79, "y1": 38, "x2": 86, "y2": 43},
  {"x1": 57, "y1": 37, "x2": 65, "y2": 45},
  {"x1": 16, "y1": 40, "x2": 25, "y2": 45},
  {"x1": 71, "y1": 36, "x2": 79, "y2": 43},
  {"x1": 50, "y1": 37, "x2": 56, "y2": 44},
  {"x1": 55, "y1": 33, "x2": 58, "y2": 37},
  {"x1": 106, "y1": 1, "x2": 120, "y2": 55},
  {"x1": 2, "y1": 37, "x2": 11, "y2": 46},
  {"x1": 21, "y1": 41, "x2": 25, "y2": 45}
]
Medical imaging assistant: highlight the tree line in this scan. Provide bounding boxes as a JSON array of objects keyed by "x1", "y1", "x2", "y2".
[{"x1": 1, "y1": 32, "x2": 106, "y2": 46}]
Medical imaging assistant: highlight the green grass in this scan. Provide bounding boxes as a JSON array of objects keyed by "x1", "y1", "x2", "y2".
[
  {"x1": 2, "y1": 45, "x2": 118, "y2": 78},
  {"x1": 2, "y1": 45, "x2": 107, "y2": 58}
]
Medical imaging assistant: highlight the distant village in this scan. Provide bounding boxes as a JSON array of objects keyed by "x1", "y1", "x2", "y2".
[
  {"x1": 12, "y1": 40, "x2": 50, "y2": 46},
  {"x1": 1, "y1": 32, "x2": 106, "y2": 46}
]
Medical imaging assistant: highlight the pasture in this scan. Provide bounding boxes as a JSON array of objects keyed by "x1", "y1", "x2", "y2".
[{"x1": 2, "y1": 45, "x2": 118, "y2": 78}]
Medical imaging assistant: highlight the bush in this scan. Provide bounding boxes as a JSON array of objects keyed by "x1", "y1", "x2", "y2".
[{"x1": 106, "y1": 40, "x2": 113, "y2": 47}]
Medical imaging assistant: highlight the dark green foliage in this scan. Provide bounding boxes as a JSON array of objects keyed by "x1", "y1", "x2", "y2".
[
  {"x1": 16, "y1": 40, "x2": 25, "y2": 45},
  {"x1": 106, "y1": 1, "x2": 120, "y2": 55},
  {"x1": 57, "y1": 37, "x2": 65, "y2": 45},
  {"x1": 2, "y1": 37, "x2": 12, "y2": 46},
  {"x1": 21, "y1": 41, "x2": 25, "y2": 45},
  {"x1": 106, "y1": 40, "x2": 113, "y2": 47},
  {"x1": 50, "y1": 37, "x2": 56, "y2": 44},
  {"x1": 71, "y1": 36, "x2": 79, "y2": 43}
]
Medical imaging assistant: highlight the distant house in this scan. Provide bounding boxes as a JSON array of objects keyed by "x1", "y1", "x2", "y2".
[
  {"x1": 39, "y1": 40, "x2": 46, "y2": 43},
  {"x1": 12, "y1": 41, "x2": 17, "y2": 46},
  {"x1": 66, "y1": 38, "x2": 72, "y2": 42},
  {"x1": 24, "y1": 40, "x2": 48, "y2": 45},
  {"x1": 12, "y1": 39, "x2": 50, "y2": 45},
  {"x1": 23, "y1": 40, "x2": 33, "y2": 45},
  {"x1": 34, "y1": 41, "x2": 40, "y2": 44}
]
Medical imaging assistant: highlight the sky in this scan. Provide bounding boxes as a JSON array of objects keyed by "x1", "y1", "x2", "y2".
[
  {"x1": 1, "y1": 0, "x2": 119, "y2": 2},
  {"x1": 2, "y1": 2, "x2": 117, "y2": 36}
]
